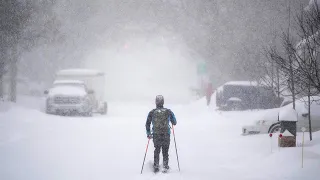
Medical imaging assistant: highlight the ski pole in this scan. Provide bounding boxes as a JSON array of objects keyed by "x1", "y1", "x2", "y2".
[
  {"x1": 140, "y1": 138, "x2": 150, "y2": 174},
  {"x1": 302, "y1": 131, "x2": 305, "y2": 168},
  {"x1": 172, "y1": 125, "x2": 181, "y2": 172}
]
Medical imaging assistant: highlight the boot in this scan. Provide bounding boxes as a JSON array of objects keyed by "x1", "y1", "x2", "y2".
[
  {"x1": 153, "y1": 165, "x2": 159, "y2": 173},
  {"x1": 162, "y1": 165, "x2": 170, "y2": 173}
]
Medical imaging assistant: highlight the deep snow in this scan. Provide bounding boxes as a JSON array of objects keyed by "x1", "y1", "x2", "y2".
[{"x1": 0, "y1": 97, "x2": 320, "y2": 180}]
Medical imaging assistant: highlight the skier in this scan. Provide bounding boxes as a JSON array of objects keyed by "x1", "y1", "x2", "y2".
[{"x1": 146, "y1": 95, "x2": 177, "y2": 173}]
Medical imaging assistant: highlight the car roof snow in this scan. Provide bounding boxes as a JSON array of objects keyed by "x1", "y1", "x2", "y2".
[
  {"x1": 53, "y1": 80, "x2": 85, "y2": 84},
  {"x1": 56, "y1": 69, "x2": 104, "y2": 77}
]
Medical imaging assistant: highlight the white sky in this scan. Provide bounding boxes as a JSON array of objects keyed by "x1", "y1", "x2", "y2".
[{"x1": 84, "y1": 36, "x2": 198, "y2": 103}]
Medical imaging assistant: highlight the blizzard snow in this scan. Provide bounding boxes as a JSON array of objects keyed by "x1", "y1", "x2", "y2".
[
  {"x1": 83, "y1": 38, "x2": 198, "y2": 103},
  {"x1": 0, "y1": 97, "x2": 320, "y2": 180}
]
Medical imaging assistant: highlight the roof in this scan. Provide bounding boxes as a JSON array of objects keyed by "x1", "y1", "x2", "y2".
[
  {"x1": 53, "y1": 80, "x2": 85, "y2": 85},
  {"x1": 296, "y1": 31, "x2": 320, "y2": 50},
  {"x1": 56, "y1": 69, "x2": 105, "y2": 77},
  {"x1": 306, "y1": 0, "x2": 320, "y2": 11}
]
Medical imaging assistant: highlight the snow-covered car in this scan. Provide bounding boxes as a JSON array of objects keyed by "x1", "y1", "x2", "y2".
[
  {"x1": 44, "y1": 80, "x2": 94, "y2": 116},
  {"x1": 242, "y1": 96, "x2": 320, "y2": 135},
  {"x1": 242, "y1": 120, "x2": 278, "y2": 135},
  {"x1": 44, "y1": 69, "x2": 108, "y2": 116},
  {"x1": 216, "y1": 81, "x2": 280, "y2": 111}
]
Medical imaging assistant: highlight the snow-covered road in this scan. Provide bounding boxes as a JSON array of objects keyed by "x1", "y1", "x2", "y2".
[{"x1": 1, "y1": 98, "x2": 320, "y2": 180}]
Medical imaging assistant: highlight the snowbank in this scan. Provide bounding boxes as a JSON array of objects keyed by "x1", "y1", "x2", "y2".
[
  {"x1": 0, "y1": 101, "x2": 13, "y2": 113},
  {"x1": 0, "y1": 96, "x2": 45, "y2": 113},
  {"x1": 209, "y1": 91, "x2": 217, "y2": 109}
]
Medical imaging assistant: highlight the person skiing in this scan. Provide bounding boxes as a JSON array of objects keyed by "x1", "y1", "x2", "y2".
[{"x1": 145, "y1": 95, "x2": 177, "y2": 173}]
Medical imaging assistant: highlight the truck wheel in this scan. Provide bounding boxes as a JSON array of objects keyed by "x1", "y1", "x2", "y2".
[{"x1": 101, "y1": 102, "x2": 107, "y2": 115}]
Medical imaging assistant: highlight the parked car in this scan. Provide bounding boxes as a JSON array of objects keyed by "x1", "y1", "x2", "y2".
[
  {"x1": 216, "y1": 81, "x2": 281, "y2": 111},
  {"x1": 44, "y1": 69, "x2": 108, "y2": 116},
  {"x1": 242, "y1": 96, "x2": 320, "y2": 135},
  {"x1": 45, "y1": 80, "x2": 94, "y2": 116}
]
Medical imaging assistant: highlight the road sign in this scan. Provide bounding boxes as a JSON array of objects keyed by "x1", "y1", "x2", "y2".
[{"x1": 197, "y1": 63, "x2": 207, "y2": 75}]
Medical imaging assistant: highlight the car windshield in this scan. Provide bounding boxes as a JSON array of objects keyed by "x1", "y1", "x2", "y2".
[{"x1": 2, "y1": 1, "x2": 320, "y2": 180}]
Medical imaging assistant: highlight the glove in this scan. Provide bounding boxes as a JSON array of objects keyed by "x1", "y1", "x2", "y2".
[{"x1": 147, "y1": 134, "x2": 153, "y2": 139}]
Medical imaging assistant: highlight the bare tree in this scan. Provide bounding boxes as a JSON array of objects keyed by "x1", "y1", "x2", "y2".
[
  {"x1": 263, "y1": 2, "x2": 320, "y2": 141},
  {"x1": 0, "y1": 0, "x2": 34, "y2": 101},
  {"x1": 258, "y1": 48, "x2": 287, "y2": 107},
  {"x1": 290, "y1": 3, "x2": 320, "y2": 140}
]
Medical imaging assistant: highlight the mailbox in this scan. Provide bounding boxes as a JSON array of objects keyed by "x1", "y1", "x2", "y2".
[{"x1": 279, "y1": 121, "x2": 297, "y2": 147}]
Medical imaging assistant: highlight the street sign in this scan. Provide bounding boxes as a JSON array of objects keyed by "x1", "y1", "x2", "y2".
[
  {"x1": 301, "y1": 127, "x2": 306, "y2": 132},
  {"x1": 197, "y1": 63, "x2": 207, "y2": 75}
]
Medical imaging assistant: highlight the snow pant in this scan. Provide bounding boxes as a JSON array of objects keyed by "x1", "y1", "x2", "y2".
[{"x1": 153, "y1": 134, "x2": 170, "y2": 167}]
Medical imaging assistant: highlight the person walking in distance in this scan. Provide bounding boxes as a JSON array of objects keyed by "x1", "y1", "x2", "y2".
[
  {"x1": 145, "y1": 95, "x2": 177, "y2": 173},
  {"x1": 206, "y1": 82, "x2": 213, "y2": 106}
]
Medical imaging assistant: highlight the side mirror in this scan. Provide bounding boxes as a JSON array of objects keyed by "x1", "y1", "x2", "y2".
[
  {"x1": 44, "y1": 90, "x2": 49, "y2": 95},
  {"x1": 88, "y1": 89, "x2": 94, "y2": 94}
]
